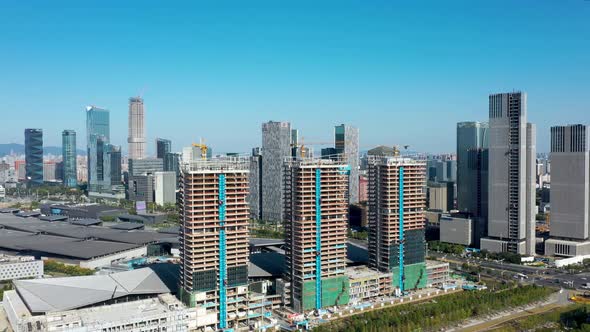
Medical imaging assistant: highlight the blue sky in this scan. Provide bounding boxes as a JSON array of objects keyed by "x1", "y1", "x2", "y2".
[{"x1": 0, "y1": 0, "x2": 588, "y2": 154}]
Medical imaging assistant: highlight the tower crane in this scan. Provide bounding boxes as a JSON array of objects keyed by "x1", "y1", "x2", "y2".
[
  {"x1": 291, "y1": 137, "x2": 332, "y2": 158},
  {"x1": 192, "y1": 138, "x2": 208, "y2": 160},
  {"x1": 392, "y1": 145, "x2": 411, "y2": 157}
]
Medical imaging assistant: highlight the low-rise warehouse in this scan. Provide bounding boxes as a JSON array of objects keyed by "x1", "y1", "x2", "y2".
[{"x1": 0, "y1": 214, "x2": 171, "y2": 268}]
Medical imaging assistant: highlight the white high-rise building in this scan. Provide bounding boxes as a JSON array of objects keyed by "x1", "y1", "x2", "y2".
[
  {"x1": 481, "y1": 92, "x2": 536, "y2": 255},
  {"x1": 128, "y1": 97, "x2": 146, "y2": 160},
  {"x1": 545, "y1": 124, "x2": 590, "y2": 257},
  {"x1": 154, "y1": 171, "x2": 176, "y2": 206}
]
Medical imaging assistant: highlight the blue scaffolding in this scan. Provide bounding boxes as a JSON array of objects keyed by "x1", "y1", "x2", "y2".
[
  {"x1": 398, "y1": 167, "x2": 405, "y2": 293},
  {"x1": 315, "y1": 168, "x2": 322, "y2": 309},
  {"x1": 218, "y1": 174, "x2": 227, "y2": 329}
]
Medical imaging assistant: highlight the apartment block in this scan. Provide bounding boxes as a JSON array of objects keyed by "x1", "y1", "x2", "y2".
[
  {"x1": 178, "y1": 158, "x2": 251, "y2": 330},
  {"x1": 283, "y1": 158, "x2": 350, "y2": 313},
  {"x1": 368, "y1": 156, "x2": 428, "y2": 293},
  {"x1": 481, "y1": 92, "x2": 536, "y2": 255}
]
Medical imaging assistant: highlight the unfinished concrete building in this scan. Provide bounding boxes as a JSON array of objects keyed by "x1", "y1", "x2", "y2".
[
  {"x1": 179, "y1": 158, "x2": 272, "y2": 331},
  {"x1": 283, "y1": 158, "x2": 350, "y2": 313},
  {"x1": 368, "y1": 155, "x2": 428, "y2": 293}
]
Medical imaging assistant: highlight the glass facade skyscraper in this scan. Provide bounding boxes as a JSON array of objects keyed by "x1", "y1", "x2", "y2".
[
  {"x1": 62, "y1": 130, "x2": 77, "y2": 187},
  {"x1": 156, "y1": 138, "x2": 172, "y2": 159},
  {"x1": 25, "y1": 128, "x2": 43, "y2": 186},
  {"x1": 86, "y1": 106, "x2": 117, "y2": 193},
  {"x1": 456, "y1": 121, "x2": 489, "y2": 247},
  {"x1": 164, "y1": 152, "x2": 180, "y2": 173}
]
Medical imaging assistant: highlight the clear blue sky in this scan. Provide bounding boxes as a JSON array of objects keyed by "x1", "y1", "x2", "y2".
[{"x1": 0, "y1": 0, "x2": 588, "y2": 154}]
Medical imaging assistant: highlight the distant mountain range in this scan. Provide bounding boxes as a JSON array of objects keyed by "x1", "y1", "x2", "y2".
[{"x1": 0, "y1": 143, "x2": 86, "y2": 156}]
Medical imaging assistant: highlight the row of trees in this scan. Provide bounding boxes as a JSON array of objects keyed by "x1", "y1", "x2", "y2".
[
  {"x1": 428, "y1": 241, "x2": 466, "y2": 255},
  {"x1": 249, "y1": 219, "x2": 284, "y2": 239},
  {"x1": 471, "y1": 250, "x2": 522, "y2": 264},
  {"x1": 493, "y1": 304, "x2": 590, "y2": 332},
  {"x1": 348, "y1": 229, "x2": 368, "y2": 240},
  {"x1": 314, "y1": 285, "x2": 553, "y2": 332},
  {"x1": 44, "y1": 260, "x2": 95, "y2": 276}
]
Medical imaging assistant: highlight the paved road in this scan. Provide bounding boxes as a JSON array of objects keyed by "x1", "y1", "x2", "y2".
[{"x1": 430, "y1": 251, "x2": 590, "y2": 290}]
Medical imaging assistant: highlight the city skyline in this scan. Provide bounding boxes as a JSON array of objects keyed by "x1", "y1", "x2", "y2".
[
  {"x1": 2, "y1": 3, "x2": 590, "y2": 331},
  {"x1": 1, "y1": 1, "x2": 588, "y2": 153}
]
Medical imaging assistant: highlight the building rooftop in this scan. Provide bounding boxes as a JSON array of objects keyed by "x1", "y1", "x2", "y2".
[
  {"x1": 39, "y1": 215, "x2": 69, "y2": 222},
  {"x1": 249, "y1": 238, "x2": 285, "y2": 247},
  {"x1": 157, "y1": 226, "x2": 180, "y2": 234},
  {"x1": 0, "y1": 229, "x2": 139, "y2": 260},
  {"x1": 110, "y1": 222, "x2": 145, "y2": 230},
  {"x1": 15, "y1": 211, "x2": 41, "y2": 218},
  {"x1": 116, "y1": 214, "x2": 149, "y2": 223},
  {"x1": 70, "y1": 218, "x2": 102, "y2": 226},
  {"x1": 0, "y1": 214, "x2": 170, "y2": 260},
  {"x1": 0, "y1": 254, "x2": 36, "y2": 264},
  {"x1": 0, "y1": 208, "x2": 20, "y2": 213},
  {"x1": 249, "y1": 252, "x2": 285, "y2": 278},
  {"x1": 13, "y1": 267, "x2": 172, "y2": 314},
  {"x1": 42, "y1": 203, "x2": 125, "y2": 217},
  {"x1": 346, "y1": 266, "x2": 390, "y2": 280}
]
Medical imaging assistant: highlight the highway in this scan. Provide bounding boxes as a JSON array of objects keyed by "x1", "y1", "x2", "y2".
[{"x1": 429, "y1": 251, "x2": 590, "y2": 290}]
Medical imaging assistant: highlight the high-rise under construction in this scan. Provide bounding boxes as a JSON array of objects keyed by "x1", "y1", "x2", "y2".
[
  {"x1": 283, "y1": 157, "x2": 350, "y2": 313},
  {"x1": 368, "y1": 155, "x2": 428, "y2": 293},
  {"x1": 178, "y1": 158, "x2": 251, "y2": 330}
]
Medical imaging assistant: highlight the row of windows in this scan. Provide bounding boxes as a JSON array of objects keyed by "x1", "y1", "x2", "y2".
[{"x1": 551, "y1": 125, "x2": 588, "y2": 153}]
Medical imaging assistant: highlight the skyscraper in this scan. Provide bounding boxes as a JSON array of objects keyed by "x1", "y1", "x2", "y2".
[
  {"x1": 24, "y1": 129, "x2": 43, "y2": 186},
  {"x1": 86, "y1": 106, "x2": 110, "y2": 191},
  {"x1": 368, "y1": 155, "x2": 427, "y2": 293},
  {"x1": 164, "y1": 152, "x2": 180, "y2": 173},
  {"x1": 481, "y1": 92, "x2": 536, "y2": 255},
  {"x1": 456, "y1": 121, "x2": 489, "y2": 247},
  {"x1": 283, "y1": 158, "x2": 350, "y2": 313},
  {"x1": 62, "y1": 130, "x2": 77, "y2": 187},
  {"x1": 156, "y1": 138, "x2": 172, "y2": 159},
  {"x1": 261, "y1": 121, "x2": 291, "y2": 222},
  {"x1": 107, "y1": 144, "x2": 122, "y2": 185},
  {"x1": 457, "y1": 122, "x2": 489, "y2": 210},
  {"x1": 178, "y1": 158, "x2": 250, "y2": 330},
  {"x1": 248, "y1": 147, "x2": 263, "y2": 220},
  {"x1": 545, "y1": 124, "x2": 590, "y2": 256},
  {"x1": 335, "y1": 124, "x2": 360, "y2": 204},
  {"x1": 128, "y1": 97, "x2": 146, "y2": 160}
]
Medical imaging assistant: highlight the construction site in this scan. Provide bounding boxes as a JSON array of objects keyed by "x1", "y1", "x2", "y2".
[
  {"x1": 367, "y1": 153, "x2": 428, "y2": 294},
  {"x1": 283, "y1": 157, "x2": 351, "y2": 313},
  {"x1": 178, "y1": 157, "x2": 274, "y2": 331}
]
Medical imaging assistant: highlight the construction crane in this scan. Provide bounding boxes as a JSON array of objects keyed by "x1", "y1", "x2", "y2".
[
  {"x1": 192, "y1": 138, "x2": 208, "y2": 160},
  {"x1": 392, "y1": 145, "x2": 410, "y2": 157},
  {"x1": 291, "y1": 137, "x2": 332, "y2": 158}
]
